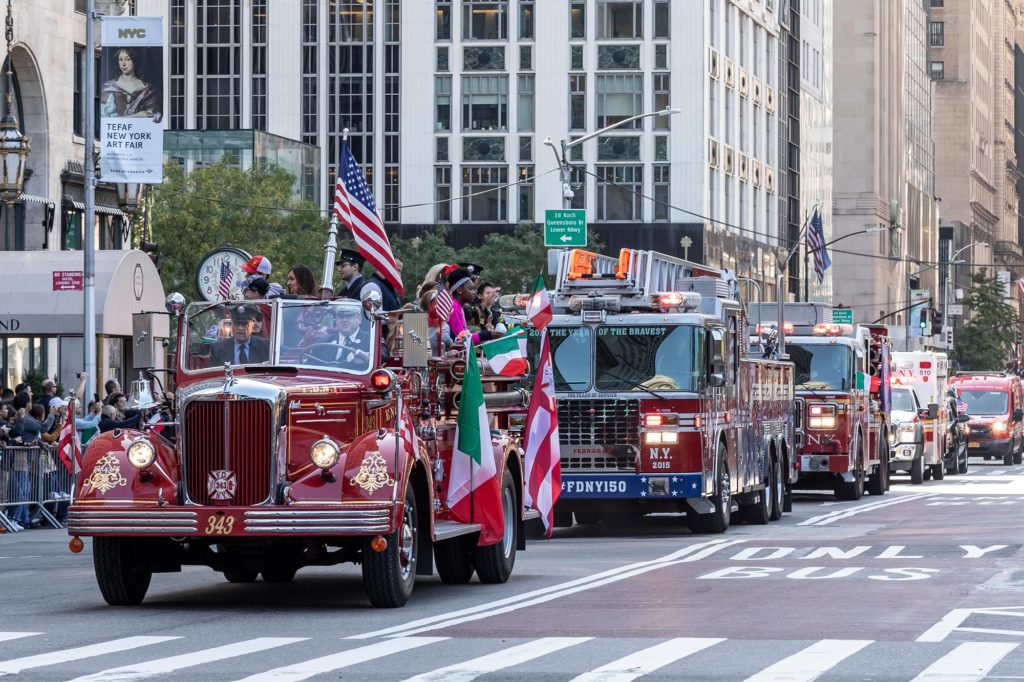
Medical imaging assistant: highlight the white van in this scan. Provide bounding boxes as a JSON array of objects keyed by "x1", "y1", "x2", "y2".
[{"x1": 890, "y1": 352, "x2": 949, "y2": 481}]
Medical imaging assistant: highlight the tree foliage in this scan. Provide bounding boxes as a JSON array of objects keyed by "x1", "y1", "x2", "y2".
[
  {"x1": 954, "y1": 268, "x2": 1019, "y2": 371},
  {"x1": 148, "y1": 160, "x2": 328, "y2": 299}
]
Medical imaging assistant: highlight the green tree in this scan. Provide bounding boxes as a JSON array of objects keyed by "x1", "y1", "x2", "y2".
[
  {"x1": 954, "y1": 268, "x2": 1019, "y2": 370},
  {"x1": 148, "y1": 160, "x2": 328, "y2": 299}
]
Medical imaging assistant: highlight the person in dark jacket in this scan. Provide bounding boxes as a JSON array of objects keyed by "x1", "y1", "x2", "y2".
[
  {"x1": 98, "y1": 405, "x2": 143, "y2": 433},
  {"x1": 336, "y1": 249, "x2": 382, "y2": 302}
]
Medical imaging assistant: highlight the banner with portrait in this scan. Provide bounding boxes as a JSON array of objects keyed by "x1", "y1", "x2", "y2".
[{"x1": 99, "y1": 16, "x2": 164, "y2": 183}]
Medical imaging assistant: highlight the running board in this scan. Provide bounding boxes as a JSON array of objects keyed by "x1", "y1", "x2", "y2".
[{"x1": 433, "y1": 520, "x2": 481, "y2": 542}]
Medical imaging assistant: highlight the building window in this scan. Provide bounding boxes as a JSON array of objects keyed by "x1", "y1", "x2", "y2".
[
  {"x1": 520, "y1": 0, "x2": 534, "y2": 40},
  {"x1": 596, "y1": 74, "x2": 643, "y2": 129},
  {"x1": 436, "y1": 75, "x2": 452, "y2": 131},
  {"x1": 654, "y1": 43, "x2": 668, "y2": 70},
  {"x1": 653, "y1": 164, "x2": 670, "y2": 221},
  {"x1": 169, "y1": 0, "x2": 186, "y2": 130},
  {"x1": 73, "y1": 47, "x2": 84, "y2": 137},
  {"x1": 570, "y1": 0, "x2": 586, "y2": 39},
  {"x1": 929, "y1": 21, "x2": 944, "y2": 47},
  {"x1": 464, "y1": 137, "x2": 506, "y2": 161},
  {"x1": 437, "y1": 46, "x2": 449, "y2": 71},
  {"x1": 328, "y1": 3, "x2": 375, "y2": 181},
  {"x1": 463, "y1": 0, "x2": 508, "y2": 40},
  {"x1": 520, "y1": 45, "x2": 532, "y2": 70},
  {"x1": 654, "y1": 135, "x2": 668, "y2": 161},
  {"x1": 518, "y1": 165, "x2": 534, "y2": 222},
  {"x1": 384, "y1": 167, "x2": 399, "y2": 222},
  {"x1": 518, "y1": 74, "x2": 535, "y2": 131},
  {"x1": 436, "y1": 137, "x2": 449, "y2": 161},
  {"x1": 569, "y1": 135, "x2": 583, "y2": 162},
  {"x1": 196, "y1": 0, "x2": 242, "y2": 130},
  {"x1": 436, "y1": 0, "x2": 452, "y2": 40},
  {"x1": 653, "y1": 0, "x2": 670, "y2": 39},
  {"x1": 462, "y1": 166, "x2": 509, "y2": 222},
  {"x1": 571, "y1": 44, "x2": 585, "y2": 70},
  {"x1": 436, "y1": 166, "x2": 452, "y2": 222},
  {"x1": 597, "y1": 1, "x2": 642, "y2": 40},
  {"x1": 462, "y1": 75, "x2": 509, "y2": 131},
  {"x1": 930, "y1": 0, "x2": 944, "y2": 6},
  {"x1": 519, "y1": 135, "x2": 532, "y2": 161},
  {"x1": 251, "y1": 0, "x2": 267, "y2": 130},
  {"x1": 653, "y1": 73, "x2": 670, "y2": 129},
  {"x1": 597, "y1": 165, "x2": 642, "y2": 221},
  {"x1": 930, "y1": 61, "x2": 945, "y2": 79},
  {"x1": 570, "y1": 165, "x2": 586, "y2": 209},
  {"x1": 570, "y1": 74, "x2": 587, "y2": 131},
  {"x1": 301, "y1": 0, "x2": 318, "y2": 145}
]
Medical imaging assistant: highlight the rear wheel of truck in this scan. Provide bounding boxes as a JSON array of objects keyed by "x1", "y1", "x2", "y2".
[
  {"x1": 93, "y1": 537, "x2": 152, "y2": 606},
  {"x1": 835, "y1": 435, "x2": 865, "y2": 501},
  {"x1": 867, "y1": 443, "x2": 889, "y2": 496},
  {"x1": 362, "y1": 484, "x2": 418, "y2": 608},
  {"x1": 769, "y1": 455, "x2": 784, "y2": 521},
  {"x1": 474, "y1": 468, "x2": 518, "y2": 584},
  {"x1": 434, "y1": 536, "x2": 475, "y2": 585},
  {"x1": 1004, "y1": 444, "x2": 1014, "y2": 466},
  {"x1": 223, "y1": 571, "x2": 259, "y2": 583},
  {"x1": 910, "y1": 451, "x2": 925, "y2": 485},
  {"x1": 931, "y1": 462, "x2": 945, "y2": 480},
  {"x1": 1014, "y1": 444, "x2": 1023, "y2": 465},
  {"x1": 740, "y1": 461, "x2": 772, "y2": 525},
  {"x1": 689, "y1": 450, "x2": 731, "y2": 534},
  {"x1": 957, "y1": 446, "x2": 969, "y2": 474}
]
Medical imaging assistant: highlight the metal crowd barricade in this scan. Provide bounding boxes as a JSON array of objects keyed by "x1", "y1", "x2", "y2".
[{"x1": 0, "y1": 445, "x2": 65, "y2": 531}]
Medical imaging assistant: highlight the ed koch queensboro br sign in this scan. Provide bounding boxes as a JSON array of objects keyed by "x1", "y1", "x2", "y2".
[{"x1": 544, "y1": 209, "x2": 587, "y2": 247}]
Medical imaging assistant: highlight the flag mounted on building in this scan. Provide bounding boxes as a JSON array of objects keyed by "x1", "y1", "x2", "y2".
[
  {"x1": 805, "y1": 204, "x2": 831, "y2": 284},
  {"x1": 479, "y1": 328, "x2": 528, "y2": 376},
  {"x1": 523, "y1": 330, "x2": 561, "y2": 538},
  {"x1": 333, "y1": 139, "x2": 404, "y2": 295},
  {"x1": 525, "y1": 274, "x2": 552, "y2": 330},
  {"x1": 446, "y1": 341, "x2": 504, "y2": 544}
]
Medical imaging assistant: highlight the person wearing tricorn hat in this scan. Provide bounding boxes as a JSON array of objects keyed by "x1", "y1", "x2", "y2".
[
  {"x1": 209, "y1": 304, "x2": 271, "y2": 367},
  {"x1": 336, "y1": 248, "x2": 383, "y2": 302}
]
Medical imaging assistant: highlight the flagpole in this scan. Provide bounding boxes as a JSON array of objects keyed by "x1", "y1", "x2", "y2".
[{"x1": 320, "y1": 128, "x2": 348, "y2": 300}]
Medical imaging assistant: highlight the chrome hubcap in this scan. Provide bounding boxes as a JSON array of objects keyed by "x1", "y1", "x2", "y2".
[
  {"x1": 399, "y1": 504, "x2": 416, "y2": 580},
  {"x1": 501, "y1": 485, "x2": 515, "y2": 559}
]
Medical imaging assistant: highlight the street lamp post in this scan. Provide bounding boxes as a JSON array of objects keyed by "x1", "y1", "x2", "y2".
[
  {"x1": 943, "y1": 241, "x2": 986, "y2": 347},
  {"x1": 0, "y1": 0, "x2": 31, "y2": 249},
  {"x1": 543, "y1": 107, "x2": 681, "y2": 211}
]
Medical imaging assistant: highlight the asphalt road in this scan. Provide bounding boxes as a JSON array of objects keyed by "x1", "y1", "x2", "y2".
[{"x1": 2, "y1": 460, "x2": 1024, "y2": 680}]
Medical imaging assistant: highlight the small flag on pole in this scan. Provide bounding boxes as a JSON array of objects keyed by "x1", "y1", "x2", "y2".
[
  {"x1": 218, "y1": 260, "x2": 233, "y2": 301},
  {"x1": 805, "y1": 204, "x2": 831, "y2": 284},
  {"x1": 526, "y1": 275, "x2": 552, "y2": 330},
  {"x1": 57, "y1": 399, "x2": 82, "y2": 475},
  {"x1": 480, "y1": 328, "x2": 528, "y2": 376},
  {"x1": 523, "y1": 330, "x2": 561, "y2": 537}
]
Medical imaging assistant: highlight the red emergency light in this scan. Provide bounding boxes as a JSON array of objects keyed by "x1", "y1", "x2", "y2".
[{"x1": 919, "y1": 361, "x2": 932, "y2": 369}]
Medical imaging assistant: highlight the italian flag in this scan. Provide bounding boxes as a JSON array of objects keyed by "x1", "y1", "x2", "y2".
[
  {"x1": 526, "y1": 274, "x2": 552, "y2": 330},
  {"x1": 480, "y1": 328, "x2": 528, "y2": 376},
  {"x1": 447, "y1": 341, "x2": 505, "y2": 545}
]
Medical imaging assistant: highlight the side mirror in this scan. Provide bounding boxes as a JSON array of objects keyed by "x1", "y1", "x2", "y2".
[
  {"x1": 957, "y1": 414, "x2": 970, "y2": 423},
  {"x1": 361, "y1": 288, "x2": 383, "y2": 314},
  {"x1": 165, "y1": 292, "x2": 186, "y2": 316},
  {"x1": 1014, "y1": 408, "x2": 1023, "y2": 422},
  {"x1": 708, "y1": 372, "x2": 726, "y2": 388},
  {"x1": 927, "y1": 403, "x2": 939, "y2": 419}
]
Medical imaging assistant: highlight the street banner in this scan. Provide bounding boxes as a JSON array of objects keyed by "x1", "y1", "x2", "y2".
[{"x1": 99, "y1": 16, "x2": 164, "y2": 183}]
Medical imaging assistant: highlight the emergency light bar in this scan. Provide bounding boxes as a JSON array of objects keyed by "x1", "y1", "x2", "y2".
[
  {"x1": 812, "y1": 323, "x2": 854, "y2": 336},
  {"x1": 651, "y1": 291, "x2": 702, "y2": 311},
  {"x1": 567, "y1": 294, "x2": 622, "y2": 313}
]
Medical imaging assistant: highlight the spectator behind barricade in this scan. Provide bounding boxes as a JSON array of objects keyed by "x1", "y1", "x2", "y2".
[
  {"x1": 99, "y1": 404, "x2": 142, "y2": 434},
  {"x1": 35, "y1": 379, "x2": 58, "y2": 413},
  {"x1": 103, "y1": 379, "x2": 121, "y2": 406},
  {"x1": 0, "y1": 403, "x2": 14, "y2": 444},
  {"x1": 41, "y1": 398, "x2": 67, "y2": 445},
  {"x1": 16, "y1": 404, "x2": 48, "y2": 445},
  {"x1": 76, "y1": 400, "x2": 102, "y2": 444},
  {"x1": 106, "y1": 392, "x2": 128, "y2": 418},
  {"x1": 287, "y1": 265, "x2": 318, "y2": 297},
  {"x1": 2, "y1": 386, "x2": 14, "y2": 407},
  {"x1": 14, "y1": 383, "x2": 32, "y2": 403}
]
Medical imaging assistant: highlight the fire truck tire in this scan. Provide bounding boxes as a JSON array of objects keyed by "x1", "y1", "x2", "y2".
[
  {"x1": 957, "y1": 447, "x2": 969, "y2": 474},
  {"x1": 1014, "y1": 448, "x2": 1023, "y2": 465},
  {"x1": 834, "y1": 440, "x2": 864, "y2": 501},
  {"x1": 362, "y1": 485, "x2": 418, "y2": 608},
  {"x1": 931, "y1": 462, "x2": 945, "y2": 480},
  {"x1": 867, "y1": 445, "x2": 889, "y2": 496},
  {"x1": 769, "y1": 456, "x2": 784, "y2": 521},
  {"x1": 689, "y1": 451, "x2": 731, "y2": 534},
  {"x1": 434, "y1": 536, "x2": 475, "y2": 584},
  {"x1": 93, "y1": 537, "x2": 152, "y2": 606},
  {"x1": 1004, "y1": 446, "x2": 1014, "y2": 466},
  {"x1": 261, "y1": 570, "x2": 297, "y2": 584},
  {"x1": 910, "y1": 453, "x2": 925, "y2": 484},
  {"x1": 474, "y1": 468, "x2": 518, "y2": 584},
  {"x1": 223, "y1": 571, "x2": 259, "y2": 583}
]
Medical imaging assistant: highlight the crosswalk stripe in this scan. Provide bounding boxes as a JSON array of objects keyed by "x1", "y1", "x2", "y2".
[
  {"x1": 0, "y1": 633, "x2": 40, "y2": 644},
  {"x1": 0, "y1": 636, "x2": 179, "y2": 676},
  {"x1": 66, "y1": 637, "x2": 307, "y2": 682},
  {"x1": 402, "y1": 637, "x2": 591, "y2": 682},
  {"x1": 910, "y1": 642, "x2": 1019, "y2": 681},
  {"x1": 742, "y1": 639, "x2": 872, "y2": 682},
  {"x1": 232, "y1": 637, "x2": 448, "y2": 682},
  {"x1": 570, "y1": 638, "x2": 724, "y2": 682}
]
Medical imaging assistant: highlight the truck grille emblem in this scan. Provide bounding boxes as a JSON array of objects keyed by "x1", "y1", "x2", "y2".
[{"x1": 207, "y1": 470, "x2": 238, "y2": 501}]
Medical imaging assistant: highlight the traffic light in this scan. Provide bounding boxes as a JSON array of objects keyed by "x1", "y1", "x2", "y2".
[
  {"x1": 918, "y1": 307, "x2": 929, "y2": 333},
  {"x1": 931, "y1": 308, "x2": 943, "y2": 336}
]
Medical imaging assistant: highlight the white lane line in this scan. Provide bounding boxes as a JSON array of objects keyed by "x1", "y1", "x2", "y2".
[
  {"x1": 743, "y1": 639, "x2": 872, "y2": 682},
  {"x1": 232, "y1": 637, "x2": 447, "y2": 682},
  {"x1": 918, "y1": 609, "x2": 974, "y2": 643},
  {"x1": 911, "y1": 642, "x2": 1019, "y2": 681},
  {"x1": 0, "y1": 636, "x2": 179, "y2": 676},
  {"x1": 349, "y1": 538, "x2": 744, "y2": 640},
  {"x1": 402, "y1": 637, "x2": 590, "y2": 682},
  {"x1": 988, "y1": 470, "x2": 1008, "y2": 476},
  {"x1": 363, "y1": 539, "x2": 749, "y2": 639},
  {"x1": 570, "y1": 637, "x2": 724, "y2": 682},
  {"x1": 0, "y1": 633, "x2": 40, "y2": 644},
  {"x1": 799, "y1": 493, "x2": 937, "y2": 526},
  {"x1": 66, "y1": 637, "x2": 306, "y2": 682}
]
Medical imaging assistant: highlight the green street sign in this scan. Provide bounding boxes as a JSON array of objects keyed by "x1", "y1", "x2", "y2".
[
  {"x1": 832, "y1": 308, "x2": 853, "y2": 324},
  {"x1": 544, "y1": 209, "x2": 587, "y2": 247}
]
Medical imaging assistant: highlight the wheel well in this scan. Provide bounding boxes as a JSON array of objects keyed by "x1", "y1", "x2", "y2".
[
  {"x1": 409, "y1": 461, "x2": 434, "y2": 577},
  {"x1": 505, "y1": 448, "x2": 526, "y2": 551}
]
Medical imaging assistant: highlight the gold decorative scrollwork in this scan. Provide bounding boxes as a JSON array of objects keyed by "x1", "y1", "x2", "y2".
[
  {"x1": 86, "y1": 454, "x2": 128, "y2": 495},
  {"x1": 350, "y1": 452, "x2": 395, "y2": 493}
]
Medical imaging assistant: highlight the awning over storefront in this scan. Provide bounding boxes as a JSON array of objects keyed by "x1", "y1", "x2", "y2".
[{"x1": 0, "y1": 250, "x2": 168, "y2": 337}]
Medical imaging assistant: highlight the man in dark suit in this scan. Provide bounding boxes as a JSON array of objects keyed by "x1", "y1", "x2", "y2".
[
  {"x1": 209, "y1": 304, "x2": 271, "y2": 367},
  {"x1": 314, "y1": 306, "x2": 371, "y2": 370}
]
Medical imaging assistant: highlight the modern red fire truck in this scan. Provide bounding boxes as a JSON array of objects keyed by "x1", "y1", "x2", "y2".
[
  {"x1": 68, "y1": 291, "x2": 533, "y2": 608},
  {"x1": 750, "y1": 304, "x2": 891, "y2": 500},
  {"x1": 511, "y1": 248, "x2": 795, "y2": 533}
]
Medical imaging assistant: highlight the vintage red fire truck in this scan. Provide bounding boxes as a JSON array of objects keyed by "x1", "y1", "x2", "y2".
[
  {"x1": 68, "y1": 290, "x2": 533, "y2": 608},
  {"x1": 750, "y1": 304, "x2": 891, "y2": 500},
  {"x1": 509, "y1": 248, "x2": 795, "y2": 533}
]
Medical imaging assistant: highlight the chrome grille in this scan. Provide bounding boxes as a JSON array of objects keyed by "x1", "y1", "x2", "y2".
[
  {"x1": 183, "y1": 399, "x2": 273, "y2": 506},
  {"x1": 557, "y1": 399, "x2": 640, "y2": 446},
  {"x1": 971, "y1": 425, "x2": 991, "y2": 438},
  {"x1": 561, "y1": 452, "x2": 637, "y2": 471}
]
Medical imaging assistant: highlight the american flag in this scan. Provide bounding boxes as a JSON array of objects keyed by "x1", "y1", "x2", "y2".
[
  {"x1": 431, "y1": 281, "x2": 454, "y2": 323},
  {"x1": 333, "y1": 140, "x2": 404, "y2": 295},
  {"x1": 218, "y1": 260, "x2": 233, "y2": 301},
  {"x1": 806, "y1": 204, "x2": 832, "y2": 284}
]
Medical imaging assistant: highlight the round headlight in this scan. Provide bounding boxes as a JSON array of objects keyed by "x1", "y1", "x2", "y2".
[
  {"x1": 310, "y1": 437, "x2": 340, "y2": 470},
  {"x1": 126, "y1": 439, "x2": 156, "y2": 469}
]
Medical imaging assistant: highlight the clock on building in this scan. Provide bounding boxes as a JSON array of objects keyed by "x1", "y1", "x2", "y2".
[{"x1": 195, "y1": 246, "x2": 253, "y2": 302}]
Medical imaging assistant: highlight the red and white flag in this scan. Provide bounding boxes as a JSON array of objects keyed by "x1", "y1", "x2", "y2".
[
  {"x1": 333, "y1": 140, "x2": 404, "y2": 295},
  {"x1": 523, "y1": 330, "x2": 561, "y2": 537},
  {"x1": 57, "y1": 401, "x2": 82, "y2": 475},
  {"x1": 525, "y1": 274, "x2": 552, "y2": 330}
]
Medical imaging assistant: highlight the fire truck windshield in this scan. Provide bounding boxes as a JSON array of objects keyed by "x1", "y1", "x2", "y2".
[
  {"x1": 790, "y1": 343, "x2": 853, "y2": 391},
  {"x1": 594, "y1": 325, "x2": 701, "y2": 393},
  {"x1": 526, "y1": 327, "x2": 593, "y2": 391}
]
